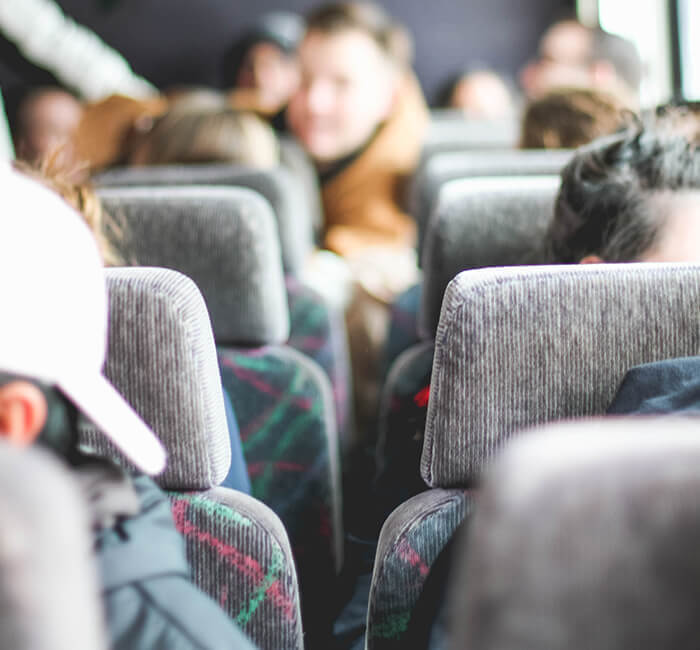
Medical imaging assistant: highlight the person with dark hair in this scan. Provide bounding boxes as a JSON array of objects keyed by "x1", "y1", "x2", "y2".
[
  {"x1": 223, "y1": 11, "x2": 304, "y2": 129},
  {"x1": 520, "y1": 86, "x2": 635, "y2": 149},
  {"x1": 546, "y1": 126, "x2": 700, "y2": 264},
  {"x1": 521, "y1": 19, "x2": 642, "y2": 105},
  {"x1": 0, "y1": 164, "x2": 255, "y2": 649}
]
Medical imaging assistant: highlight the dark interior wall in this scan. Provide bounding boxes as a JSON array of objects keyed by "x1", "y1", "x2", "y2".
[{"x1": 1, "y1": 0, "x2": 575, "y2": 106}]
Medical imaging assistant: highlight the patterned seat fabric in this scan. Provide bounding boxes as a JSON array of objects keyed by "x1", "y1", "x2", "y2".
[
  {"x1": 97, "y1": 189, "x2": 345, "y2": 643},
  {"x1": 366, "y1": 489, "x2": 474, "y2": 649},
  {"x1": 86, "y1": 268, "x2": 304, "y2": 649},
  {"x1": 378, "y1": 177, "x2": 558, "y2": 523},
  {"x1": 369, "y1": 264, "x2": 700, "y2": 650},
  {"x1": 170, "y1": 488, "x2": 303, "y2": 650},
  {"x1": 374, "y1": 342, "x2": 434, "y2": 531},
  {"x1": 286, "y1": 275, "x2": 353, "y2": 453},
  {"x1": 219, "y1": 344, "x2": 343, "y2": 645},
  {"x1": 452, "y1": 420, "x2": 700, "y2": 650}
]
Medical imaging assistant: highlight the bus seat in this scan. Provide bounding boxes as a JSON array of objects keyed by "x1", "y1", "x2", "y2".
[
  {"x1": 423, "y1": 113, "x2": 519, "y2": 157},
  {"x1": 368, "y1": 263, "x2": 700, "y2": 648},
  {"x1": 82, "y1": 267, "x2": 304, "y2": 648},
  {"x1": 377, "y1": 176, "x2": 559, "y2": 522},
  {"x1": 410, "y1": 148, "x2": 572, "y2": 254},
  {"x1": 94, "y1": 207, "x2": 343, "y2": 641},
  {"x1": 99, "y1": 185, "x2": 290, "y2": 347},
  {"x1": 100, "y1": 181, "x2": 353, "y2": 455},
  {"x1": 452, "y1": 419, "x2": 700, "y2": 650},
  {"x1": 95, "y1": 164, "x2": 314, "y2": 276},
  {"x1": 419, "y1": 175, "x2": 560, "y2": 337}
]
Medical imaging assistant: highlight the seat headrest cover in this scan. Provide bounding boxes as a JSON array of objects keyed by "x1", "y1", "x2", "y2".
[
  {"x1": 81, "y1": 267, "x2": 231, "y2": 490},
  {"x1": 410, "y1": 147, "x2": 572, "y2": 235},
  {"x1": 95, "y1": 165, "x2": 313, "y2": 274},
  {"x1": 452, "y1": 418, "x2": 700, "y2": 650},
  {"x1": 419, "y1": 175, "x2": 560, "y2": 338},
  {"x1": 422, "y1": 264, "x2": 700, "y2": 487},
  {"x1": 99, "y1": 185, "x2": 290, "y2": 346}
]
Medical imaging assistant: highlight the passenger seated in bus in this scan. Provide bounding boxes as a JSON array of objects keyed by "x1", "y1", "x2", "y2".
[
  {"x1": 287, "y1": 1, "x2": 428, "y2": 434},
  {"x1": 10, "y1": 87, "x2": 83, "y2": 166},
  {"x1": 447, "y1": 68, "x2": 517, "y2": 120},
  {"x1": 521, "y1": 19, "x2": 642, "y2": 106},
  {"x1": 546, "y1": 126, "x2": 700, "y2": 264},
  {"x1": 0, "y1": 164, "x2": 255, "y2": 649},
  {"x1": 520, "y1": 86, "x2": 635, "y2": 149},
  {"x1": 127, "y1": 106, "x2": 279, "y2": 169},
  {"x1": 223, "y1": 11, "x2": 304, "y2": 131}
]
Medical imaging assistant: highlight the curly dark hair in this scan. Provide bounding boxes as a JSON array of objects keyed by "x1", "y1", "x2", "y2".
[{"x1": 546, "y1": 126, "x2": 700, "y2": 263}]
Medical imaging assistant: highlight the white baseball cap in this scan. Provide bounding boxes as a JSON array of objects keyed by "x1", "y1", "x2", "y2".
[{"x1": 0, "y1": 163, "x2": 166, "y2": 475}]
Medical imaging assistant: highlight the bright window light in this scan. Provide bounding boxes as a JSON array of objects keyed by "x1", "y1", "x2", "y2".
[
  {"x1": 679, "y1": 0, "x2": 700, "y2": 99},
  {"x1": 598, "y1": 0, "x2": 672, "y2": 107}
]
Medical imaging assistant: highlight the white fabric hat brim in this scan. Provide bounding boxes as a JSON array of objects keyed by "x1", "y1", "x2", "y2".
[{"x1": 57, "y1": 372, "x2": 166, "y2": 476}]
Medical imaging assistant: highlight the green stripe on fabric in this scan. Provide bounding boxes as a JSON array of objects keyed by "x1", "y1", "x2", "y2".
[
  {"x1": 372, "y1": 612, "x2": 411, "y2": 639},
  {"x1": 234, "y1": 547, "x2": 284, "y2": 626},
  {"x1": 176, "y1": 493, "x2": 252, "y2": 528},
  {"x1": 242, "y1": 365, "x2": 305, "y2": 453}
]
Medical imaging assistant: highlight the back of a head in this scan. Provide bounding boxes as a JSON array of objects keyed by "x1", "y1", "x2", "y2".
[
  {"x1": 128, "y1": 108, "x2": 279, "y2": 168},
  {"x1": 520, "y1": 87, "x2": 635, "y2": 149},
  {"x1": 305, "y1": 2, "x2": 413, "y2": 70},
  {"x1": 590, "y1": 28, "x2": 643, "y2": 96},
  {"x1": 546, "y1": 126, "x2": 700, "y2": 263}
]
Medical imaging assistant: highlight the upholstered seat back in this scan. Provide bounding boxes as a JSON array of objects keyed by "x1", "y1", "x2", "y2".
[
  {"x1": 419, "y1": 175, "x2": 559, "y2": 337},
  {"x1": 423, "y1": 264, "x2": 700, "y2": 487},
  {"x1": 99, "y1": 185, "x2": 290, "y2": 346},
  {"x1": 452, "y1": 419, "x2": 700, "y2": 650},
  {"x1": 411, "y1": 149, "x2": 571, "y2": 252},
  {"x1": 96, "y1": 164, "x2": 313, "y2": 275}
]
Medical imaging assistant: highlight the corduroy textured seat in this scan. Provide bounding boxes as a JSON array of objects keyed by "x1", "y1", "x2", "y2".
[
  {"x1": 96, "y1": 164, "x2": 313, "y2": 275},
  {"x1": 378, "y1": 176, "x2": 559, "y2": 526},
  {"x1": 94, "y1": 193, "x2": 344, "y2": 642},
  {"x1": 451, "y1": 419, "x2": 700, "y2": 650},
  {"x1": 410, "y1": 149, "x2": 571, "y2": 254},
  {"x1": 368, "y1": 264, "x2": 700, "y2": 649},
  {"x1": 81, "y1": 267, "x2": 304, "y2": 649}
]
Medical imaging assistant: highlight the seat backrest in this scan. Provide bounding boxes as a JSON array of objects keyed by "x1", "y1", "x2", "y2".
[
  {"x1": 0, "y1": 443, "x2": 106, "y2": 650},
  {"x1": 423, "y1": 114, "x2": 519, "y2": 155},
  {"x1": 95, "y1": 164, "x2": 313, "y2": 275},
  {"x1": 86, "y1": 267, "x2": 304, "y2": 648},
  {"x1": 419, "y1": 175, "x2": 559, "y2": 338},
  {"x1": 452, "y1": 419, "x2": 700, "y2": 650},
  {"x1": 410, "y1": 148, "x2": 572, "y2": 249},
  {"x1": 99, "y1": 185, "x2": 290, "y2": 346},
  {"x1": 422, "y1": 264, "x2": 700, "y2": 487},
  {"x1": 81, "y1": 267, "x2": 231, "y2": 490}
]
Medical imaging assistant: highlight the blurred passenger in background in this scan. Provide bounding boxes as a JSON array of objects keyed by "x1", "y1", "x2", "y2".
[
  {"x1": 520, "y1": 86, "x2": 635, "y2": 149},
  {"x1": 447, "y1": 68, "x2": 517, "y2": 120},
  {"x1": 287, "y1": 1, "x2": 428, "y2": 436},
  {"x1": 128, "y1": 106, "x2": 279, "y2": 169},
  {"x1": 223, "y1": 11, "x2": 304, "y2": 131},
  {"x1": 72, "y1": 93, "x2": 167, "y2": 173},
  {"x1": 10, "y1": 87, "x2": 83, "y2": 166},
  {"x1": 521, "y1": 19, "x2": 642, "y2": 106},
  {"x1": 546, "y1": 126, "x2": 700, "y2": 264}
]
